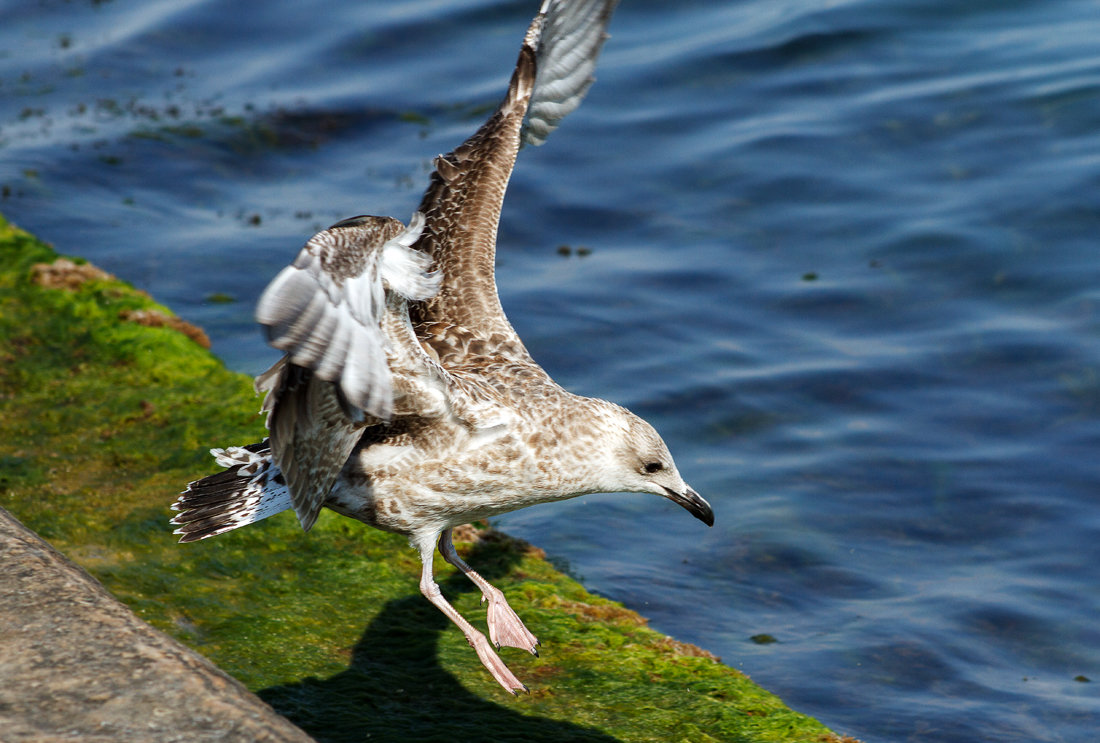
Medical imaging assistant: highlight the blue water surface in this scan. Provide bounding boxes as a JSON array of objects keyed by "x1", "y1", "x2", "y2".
[{"x1": 2, "y1": 1, "x2": 1099, "y2": 740}]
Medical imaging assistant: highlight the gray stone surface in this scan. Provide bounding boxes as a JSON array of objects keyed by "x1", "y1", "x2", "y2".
[{"x1": 0, "y1": 507, "x2": 314, "y2": 742}]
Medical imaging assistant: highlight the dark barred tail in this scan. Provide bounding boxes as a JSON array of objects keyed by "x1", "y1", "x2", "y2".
[{"x1": 171, "y1": 441, "x2": 293, "y2": 542}]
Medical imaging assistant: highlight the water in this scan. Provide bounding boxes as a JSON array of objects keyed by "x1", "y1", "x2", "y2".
[{"x1": 3, "y1": 1, "x2": 1099, "y2": 739}]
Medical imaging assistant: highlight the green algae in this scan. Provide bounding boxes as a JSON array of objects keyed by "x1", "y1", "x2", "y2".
[{"x1": 0, "y1": 213, "x2": 853, "y2": 743}]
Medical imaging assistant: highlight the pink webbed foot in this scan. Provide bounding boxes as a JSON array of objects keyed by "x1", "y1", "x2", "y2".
[{"x1": 483, "y1": 585, "x2": 540, "y2": 655}]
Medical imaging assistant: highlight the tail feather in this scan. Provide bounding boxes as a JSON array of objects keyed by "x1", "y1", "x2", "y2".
[{"x1": 172, "y1": 441, "x2": 293, "y2": 543}]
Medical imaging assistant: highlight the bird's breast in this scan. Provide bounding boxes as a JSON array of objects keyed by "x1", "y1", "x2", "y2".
[{"x1": 336, "y1": 423, "x2": 582, "y2": 535}]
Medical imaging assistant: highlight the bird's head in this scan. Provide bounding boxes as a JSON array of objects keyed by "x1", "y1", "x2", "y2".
[{"x1": 593, "y1": 403, "x2": 714, "y2": 527}]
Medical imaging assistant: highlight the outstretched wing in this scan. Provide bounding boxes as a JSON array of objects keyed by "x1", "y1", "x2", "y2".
[
  {"x1": 410, "y1": 0, "x2": 619, "y2": 363},
  {"x1": 254, "y1": 213, "x2": 445, "y2": 531}
]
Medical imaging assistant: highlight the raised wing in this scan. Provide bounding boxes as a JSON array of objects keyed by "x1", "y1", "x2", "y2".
[
  {"x1": 410, "y1": 0, "x2": 618, "y2": 362},
  {"x1": 254, "y1": 213, "x2": 445, "y2": 530}
]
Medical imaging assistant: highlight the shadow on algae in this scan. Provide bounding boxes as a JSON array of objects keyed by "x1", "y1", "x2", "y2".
[{"x1": 261, "y1": 539, "x2": 618, "y2": 743}]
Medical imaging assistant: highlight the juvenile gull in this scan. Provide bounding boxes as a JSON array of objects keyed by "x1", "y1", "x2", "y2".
[{"x1": 172, "y1": 0, "x2": 713, "y2": 694}]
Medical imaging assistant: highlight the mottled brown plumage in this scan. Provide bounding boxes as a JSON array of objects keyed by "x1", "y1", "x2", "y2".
[
  {"x1": 409, "y1": 46, "x2": 537, "y2": 361},
  {"x1": 173, "y1": 0, "x2": 712, "y2": 694}
]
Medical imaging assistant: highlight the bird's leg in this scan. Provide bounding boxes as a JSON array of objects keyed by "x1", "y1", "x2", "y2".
[
  {"x1": 416, "y1": 535, "x2": 528, "y2": 694},
  {"x1": 438, "y1": 528, "x2": 540, "y2": 655}
]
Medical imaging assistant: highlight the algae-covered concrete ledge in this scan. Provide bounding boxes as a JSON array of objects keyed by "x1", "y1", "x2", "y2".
[{"x1": 0, "y1": 213, "x2": 856, "y2": 742}]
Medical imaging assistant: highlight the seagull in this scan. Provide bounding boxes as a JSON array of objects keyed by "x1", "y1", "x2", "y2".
[{"x1": 172, "y1": 0, "x2": 713, "y2": 694}]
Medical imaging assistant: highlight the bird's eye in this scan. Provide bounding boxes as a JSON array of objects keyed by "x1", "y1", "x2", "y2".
[{"x1": 644, "y1": 461, "x2": 664, "y2": 474}]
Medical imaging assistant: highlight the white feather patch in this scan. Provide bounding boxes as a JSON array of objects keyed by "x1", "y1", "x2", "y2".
[{"x1": 381, "y1": 212, "x2": 441, "y2": 300}]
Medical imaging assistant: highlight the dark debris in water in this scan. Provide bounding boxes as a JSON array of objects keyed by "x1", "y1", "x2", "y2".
[{"x1": 555, "y1": 244, "x2": 592, "y2": 258}]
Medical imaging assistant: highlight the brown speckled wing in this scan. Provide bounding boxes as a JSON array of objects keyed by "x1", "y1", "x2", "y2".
[
  {"x1": 410, "y1": 0, "x2": 618, "y2": 371},
  {"x1": 409, "y1": 45, "x2": 536, "y2": 365}
]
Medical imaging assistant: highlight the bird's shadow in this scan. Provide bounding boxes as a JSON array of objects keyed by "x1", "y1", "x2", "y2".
[{"x1": 258, "y1": 536, "x2": 620, "y2": 743}]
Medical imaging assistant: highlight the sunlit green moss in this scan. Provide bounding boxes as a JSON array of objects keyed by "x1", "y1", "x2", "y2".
[{"x1": 0, "y1": 213, "x2": 851, "y2": 743}]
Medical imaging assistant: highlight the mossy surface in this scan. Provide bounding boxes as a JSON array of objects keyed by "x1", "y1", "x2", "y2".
[{"x1": 0, "y1": 213, "x2": 852, "y2": 743}]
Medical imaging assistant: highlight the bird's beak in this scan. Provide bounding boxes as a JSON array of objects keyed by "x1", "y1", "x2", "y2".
[{"x1": 661, "y1": 485, "x2": 714, "y2": 527}]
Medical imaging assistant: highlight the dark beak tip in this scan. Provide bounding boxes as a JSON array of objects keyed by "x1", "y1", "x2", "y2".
[
  {"x1": 693, "y1": 502, "x2": 715, "y2": 527},
  {"x1": 685, "y1": 487, "x2": 714, "y2": 527},
  {"x1": 663, "y1": 486, "x2": 714, "y2": 527}
]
